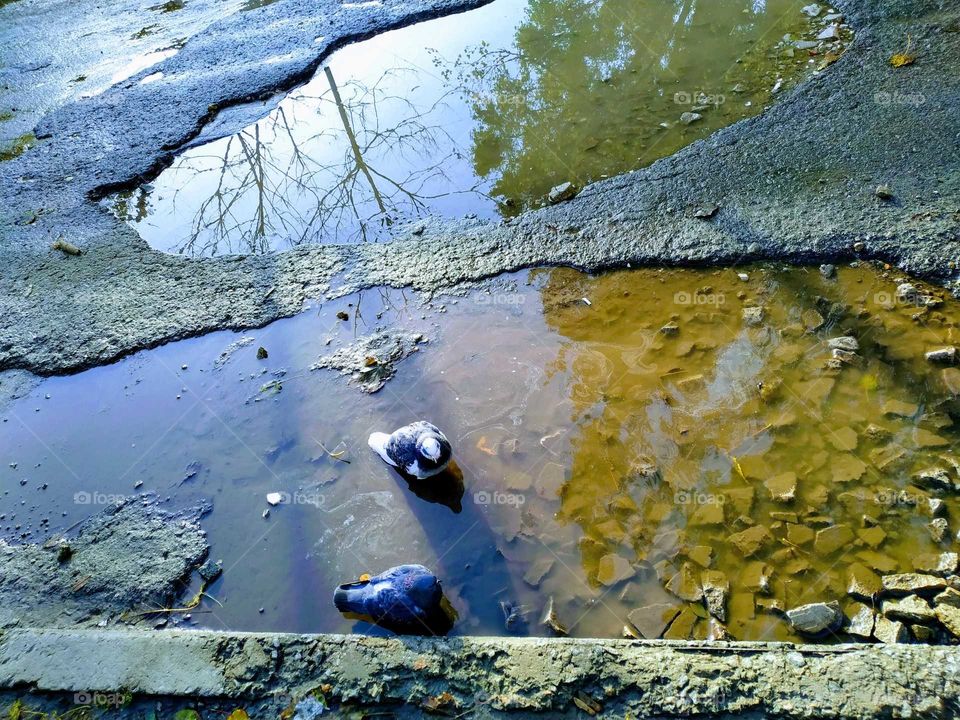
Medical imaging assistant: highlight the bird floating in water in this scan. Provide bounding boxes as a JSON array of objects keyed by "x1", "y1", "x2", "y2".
[
  {"x1": 368, "y1": 421, "x2": 452, "y2": 479},
  {"x1": 333, "y1": 564, "x2": 453, "y2": 634}
]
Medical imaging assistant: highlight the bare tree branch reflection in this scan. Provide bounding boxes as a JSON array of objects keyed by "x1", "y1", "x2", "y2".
[{"x1": 139, "y1": 65, "x2": 484, "y2": 256}]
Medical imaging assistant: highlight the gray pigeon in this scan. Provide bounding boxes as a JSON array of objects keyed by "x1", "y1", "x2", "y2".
[{"x1": 368, "y1": 421, "x2": 452, "y2": 479}]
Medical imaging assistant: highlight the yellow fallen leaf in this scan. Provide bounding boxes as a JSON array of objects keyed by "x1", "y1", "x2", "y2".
[
  {"x1": 891, "y1": 35, "x2": 916, "y2": 67},
  {"x1": 890, "y1": 52, "x2": 915, "y2": 67},
  {"x1": 476, "y1": 436, "x2": 497, "y2": 456},
  {"x1": 860, "y1": 374, "x2": 878, "y2": 392},
  {"x1": 359, "y1": 573, "x2": 370, "y2": 581},
  {"x1": 226, "y1": 710, "x2": 249, "y2": 720}
]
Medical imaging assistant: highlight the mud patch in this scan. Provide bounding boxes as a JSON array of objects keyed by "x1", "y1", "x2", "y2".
[{"x1": 0, "y1": 496, "x2": 210, "y2": 628}]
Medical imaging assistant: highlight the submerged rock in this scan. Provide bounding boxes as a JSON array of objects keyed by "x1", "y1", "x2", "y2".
[
  {"x1": 925, "y1": 347, "x2": 959, "y2": 365},
  {"x1": 701, "y1": 569, "x2": 730, "y2": 621},
  {"x1": 928, "y1": 517, "x2": 950, "y2": 544},
  {"x1": 847, "y1": 563, "x2": 882, "y2": 600},
  {"x1": 626, "y1": 603, "x2": 681, "y2": 639},
  {"x1": 764, "y1": 472, "x2": 797, "y2": 502},
  {"x1": 880, "y1": 573, "x2": 947, "y2": 597},
  {"x1": 667, "y1": 562, "x2": 703, "y2": 602},
  {"x1": 540, "y1": 596, "x2": 568, "y2": 636},
  {"x1": 911, "y1": 467, "x2": 955, "y2": 494},
  {"x1": 814, "y1": 524, "x2": 854, "y2": 556},
  {"x1": 596, "y1": 554, "x2": 635, "y2": 586},
  {"x1": 742, "y1": 306, "x2": 766, "y2": 327},
  {"x1": 547, "y1": 182, "x2": 578, "y2": 204},
  {"x1": 786, "y1": 601, "x2": 843, "y2": 636},
  {"x1": 727, "y1": 525, "x2": 772, "y2": 556},
  {"x1": 311, "y1": 330, "x2": 427, "y2": 393}
]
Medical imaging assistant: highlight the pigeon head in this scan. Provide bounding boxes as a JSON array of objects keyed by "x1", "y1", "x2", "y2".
[
  {"x1": 417, "y1": 431, "x2": 450, "y2": 467},
  {"x1": 420, "y1": 436, "x2": 442, "y2": 461}
]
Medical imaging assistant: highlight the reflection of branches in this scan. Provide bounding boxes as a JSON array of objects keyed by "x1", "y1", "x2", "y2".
[{"x1": 155, "y1": 64, "x2": 484, "y2": 256}]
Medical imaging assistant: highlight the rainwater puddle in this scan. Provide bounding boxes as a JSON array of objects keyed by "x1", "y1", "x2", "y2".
[
  {"x1": 108, "y1": 0, "x2": 850, "y2": 255},
  {"x1": 3, "y1": 262, "x2": 960, "y2": 643}
]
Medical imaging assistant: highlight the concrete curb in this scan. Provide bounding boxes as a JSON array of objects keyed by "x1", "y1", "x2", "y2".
[{"x1": 1, "y1": 628, "x2": 958, "y2": 717}]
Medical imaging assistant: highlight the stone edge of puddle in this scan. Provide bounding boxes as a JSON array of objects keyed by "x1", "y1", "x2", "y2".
[{"x1": 0, "y1": 628, "x2": 956, "y2": 718}]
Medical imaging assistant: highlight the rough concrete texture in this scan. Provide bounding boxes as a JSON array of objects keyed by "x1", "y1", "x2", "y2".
[
  {"x1": 0, "y1": 496, "x2": 210, "y2": 629},
  {"x1": 0, "y1": 0, "x2": 959, "y2": 375},
  {"x1": 0, "y1": 628, "x2": 958, "y2": 718}
]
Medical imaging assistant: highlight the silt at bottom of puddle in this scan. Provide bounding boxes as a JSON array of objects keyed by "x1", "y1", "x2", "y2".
[{"x1": 3, "y1": 260, "x2": 960, "y2": 645}]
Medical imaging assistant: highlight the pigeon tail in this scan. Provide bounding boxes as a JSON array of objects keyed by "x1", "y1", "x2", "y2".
[{"x1": 368, "y1": 432, "x2": 395, "y2": 466}]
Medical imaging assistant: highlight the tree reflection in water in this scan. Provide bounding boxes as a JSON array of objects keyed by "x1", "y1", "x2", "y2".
[
  {"x1": 119, "y1": 65, "x2": 485, "y2": 256},
  {"x1": 431, "y1": 0, "x2": 808, "y2": 211},
  {"x1": 113, "y1": 0, "x2": 814, "y2": 256}
]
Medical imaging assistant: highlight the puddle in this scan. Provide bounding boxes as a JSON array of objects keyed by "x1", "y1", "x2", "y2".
[
  {"x1": 108, "y1": 0, "x2": 850, "y2": 256},
  {"x1": 4, "y1": 261, "x2": 960, "y2": 642}
]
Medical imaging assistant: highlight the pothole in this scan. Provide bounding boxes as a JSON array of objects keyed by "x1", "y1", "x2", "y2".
[
  {"x1": 3, "y1": 261, "x2": 959, "y2": 645},
  {"x1": 106, "y1": 0, "x2": 852, "y2": 256}
]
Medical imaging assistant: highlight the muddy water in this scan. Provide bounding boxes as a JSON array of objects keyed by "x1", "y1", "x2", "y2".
[
  {"x1": 4, "y1": 262, "x2": 958, "y2": 641},
  {"x1": 108, "y1": 0, "x2": 847, "y2": 255}
]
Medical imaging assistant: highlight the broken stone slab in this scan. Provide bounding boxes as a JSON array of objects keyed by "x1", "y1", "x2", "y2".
[
  {"x1": 814, "y1": 524, "x2": 854, "y2": 556},
  {"x1": 786, "y1": 601, "x2": 843, "y2": 636},
  {"x1": 786, "y1": 523, "x2": 815, "y2": 546},
  {"x1": 934, "y1": 587, "x2": 960, "y2": 608},
  {"x1": 596, "y1": 554, "x2": 635, "y2": 587},
  {"x1": 522, "y1": 557, "x2": 555, "y2": 588},
  {"x1": 727, "y1": 525, "x2": 772, "y2": 557},
  {"x1": 667, "y1": 562, "x2": 703, "y2": 602},
  {"x1": 764, "y1": 472, "x2": 797, "y2": 502},
  {"x1": 828, "y1": 427, "x2": 858, "y2": 452},
  {"x1": 756, "y1": 596, "x2": 785, "y2": 614},
  {"x1": 941, "y1": 368, "x2": 960, "y2": 396},
  {"x1": 626, "y1": 603, "x2": 681, "y2": 639},
  {"x1": 881, "y1": 595, "x2": 937, "y2": 624},
  {"x1": 827, "y1": 336, "x2": 859, "y2": 352},
  {"x1": 0, "y1": 495, "x2": 210, "y2": 629},
  {"x1": 845, "y1": 602, "x2": 875, "y2": 638},
  {"x1": 663, "y1": 606, "x2": 699, "y2": 640},
  {"x1": 914, "y1": 428, "x2": 949, "y2": 448},
  {"x1": 882, "y1": 399, "x2": 919, "y2": 419},
  {"x1": 911, "y1": 467, "x2": 955, "y2": 494},
  {"x1": 935, "y1": 603, "x2": 960, "y2": 638},
  {"x1": 925, "y1": 347, "x2": 959, "y2": 365},
  {"x1": 910, "y1": 624, "x2": 938, "y2": 643},
  {"x1": 847, "y1": 563, "x2": 882, "y2": 600},
  {"x1": 741, "y1": 306, "x2": 765, "y2": 326},
  {"x1": 701, "y1": 569, "x2": 729, "y2": 622},
  {"x1": 817, "y1": 23, "x2": 840, "y2": 40},
  {"x1": 741, "y1": 561, "x2": 773, "y2": 594},
  {"x1": 873, "y1": 615, "x2": 910, "y2": 644},
  {"x1": 880, "y1": 573, "x2": 947, "y2": 597},
  {"x1": 547, "y1": 182, "x2": 578, "y2": 204},
  {"x1": 928, "y1": 517, "x2": 949, "y2": 544}
]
